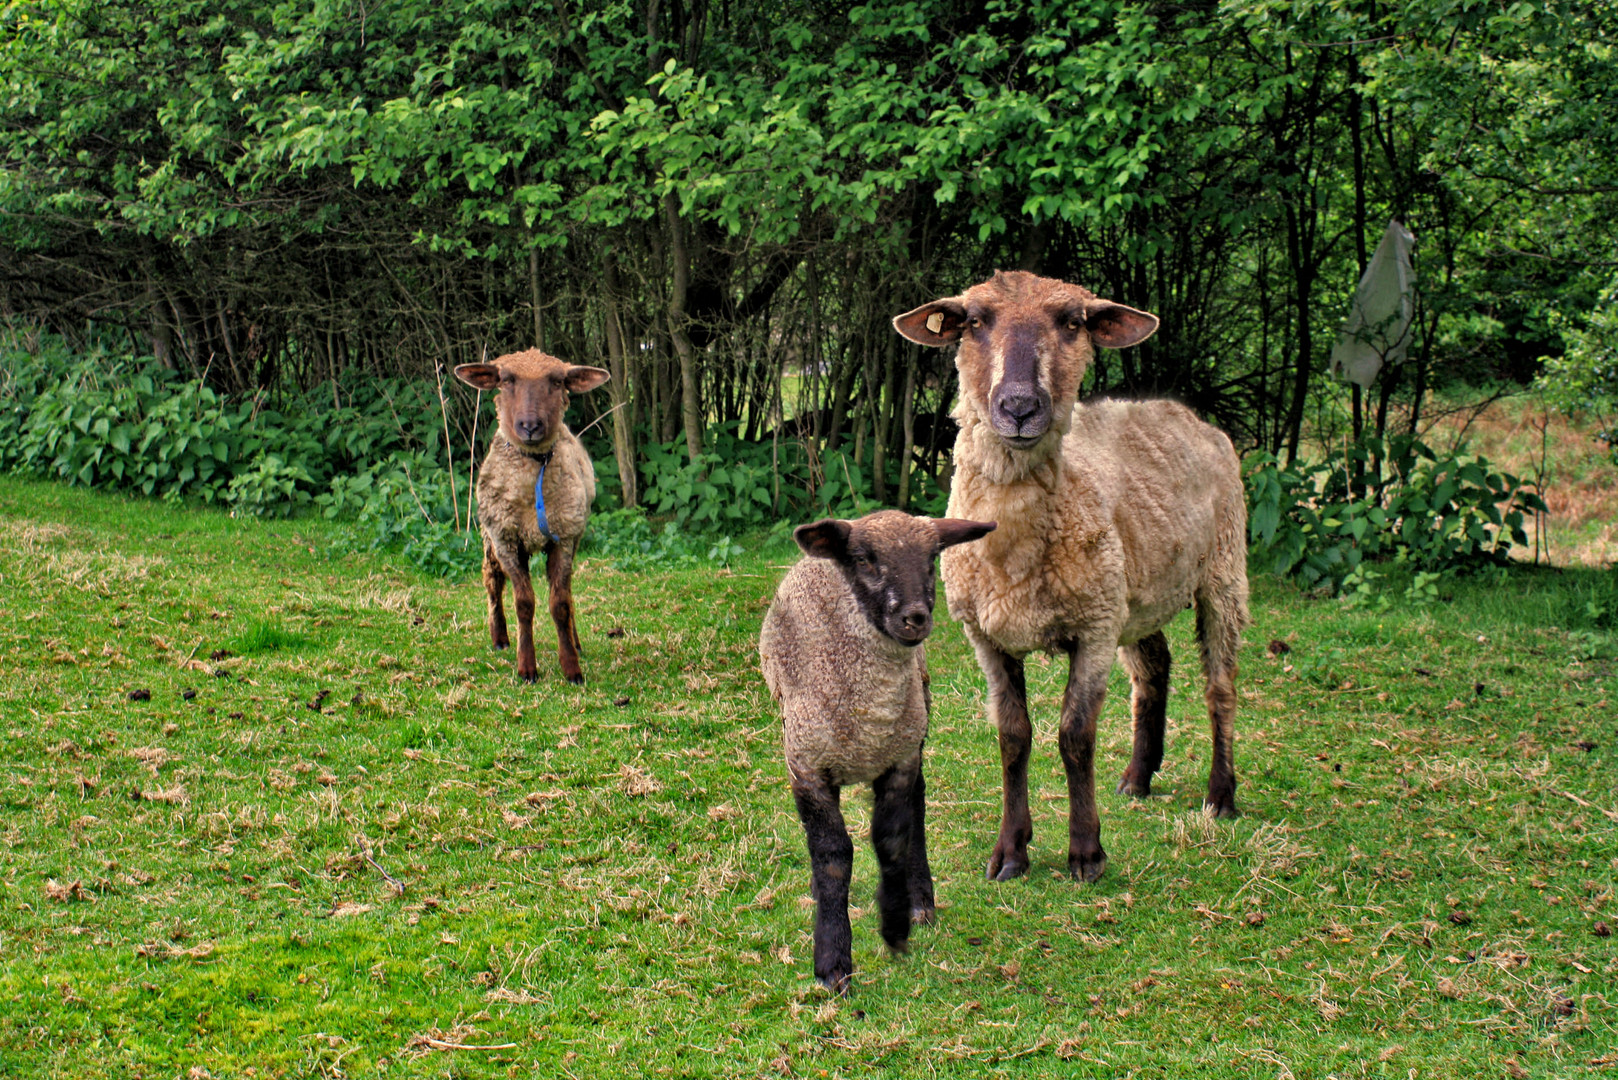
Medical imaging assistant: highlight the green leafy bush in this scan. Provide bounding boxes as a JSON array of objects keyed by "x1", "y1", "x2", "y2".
[
  {"x1": 1246, "y1": 434, "x2": 1548, "y2": 593},
  {"x1": 632, "y1": 420, "x2": 948, "y2": 528},
  {"x1": 227, "y1": 453, "x2": 317, "y2": 517},
  {"x1": 582, "y1": 507, "x2": 727, "y2": 571},
  {"x1": 320, "y1": 451, "x2": 482, "y2": 578}
]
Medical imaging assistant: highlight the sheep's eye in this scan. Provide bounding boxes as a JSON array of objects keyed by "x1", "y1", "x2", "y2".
[{"x1": 968, "y1": 316, "x2": 983, "y2": 329}]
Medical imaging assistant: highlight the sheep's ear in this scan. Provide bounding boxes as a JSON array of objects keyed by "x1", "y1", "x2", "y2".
[
  {"x1": 455, "y1": 363, "x2": 501, "y2": 390},
  {"x1": 1085, "y1": 302, "x2": 1159, "y2": 349},
  {"x1": 794, "y1": 519, "x2": 852, "y2": 561},
  {"x1": 933, "y1": 518, "x2": 997, "y2": 550},
  {"x1": 893, "y1": 299, "x2": 969, "y2": 347},
  {"x1": 565, "y1": 366, "x2": 611, "y2": 393}
]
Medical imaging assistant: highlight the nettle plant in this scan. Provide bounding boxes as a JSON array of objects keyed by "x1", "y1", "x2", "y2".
[{"x1": 1246, "y1": 433, "x2": 1548, "y2": 595}]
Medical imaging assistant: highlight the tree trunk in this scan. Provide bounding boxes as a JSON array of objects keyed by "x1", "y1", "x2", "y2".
[
  {"x1": 895, "y1": 353, "x2": 916, "y2": 510},
  {"x1": 602, "y1": 250, "x2": 639, "y2": 508},
  {"x1": 662, "y1": 192, "x2": 703, "y2": 462}
]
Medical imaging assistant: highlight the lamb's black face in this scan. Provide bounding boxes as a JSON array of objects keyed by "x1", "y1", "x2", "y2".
[
  {"x1": 843, "y1": 529, "x2": 938, "y2": 646},
  {"x1": 794, "y1": 512, "x2": 998, "y2": 646}
]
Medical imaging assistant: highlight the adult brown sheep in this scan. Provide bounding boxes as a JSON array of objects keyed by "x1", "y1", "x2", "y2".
[
  {"x1": 893, "y1": 271, "x2": 1249, "y2": 884},
  {"x1": 455, "y1": 349, "x2": 609, "y2": 685}
]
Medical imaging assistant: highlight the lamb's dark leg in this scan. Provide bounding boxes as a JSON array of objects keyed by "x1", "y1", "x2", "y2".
[
  {"x1": 483, "y1": 542, "x2": 509, "y2": 650},
  {"x1": 1059, "y1": 648, "x2": 1112, "y2": 883},
  {"x1": 1117, "y1": 631, "x2": 1170, "y2": 797},
  {"x1": 545, "y1": 540, "x2": 584, "y2": 685},
  {"x1": 504, "y1": 546, "x2": 539, "y2": 684},
  {"x1": 792, "y1": 771, "x2": 854, "y2": 993},
  {"x1": 871, "y1": 757, "x2": 919, "y2": 953},
  {"x1": 905, "y1": 757, "x2": 936, "y2": 924},
  {"x1": 970, "y1": 632, "x2": 1032, "y2": 882},
  {"x1": 1196, "y1": 598, "x2": 1241, "y2": 818}
]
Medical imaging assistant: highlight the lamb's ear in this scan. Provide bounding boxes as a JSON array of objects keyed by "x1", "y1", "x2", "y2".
[
  {"x1": 455, "y1": 363, "x2": 501, "y2": 390},
  {"x1": 893, "y1": 299, "x2": 969, "y2": 347},
  {"x1": 565, "y1": 365, "x2": 611, "y2": 393},
  {"x1": 794, "y1": 519, "x2": 853, "y2": 561},
  {"x1": 933, "y1": 518, "x2": 997, "y2": 550},
  {"x1": 1085, "y1": 302, "x2": 1159, "y2": 349}
]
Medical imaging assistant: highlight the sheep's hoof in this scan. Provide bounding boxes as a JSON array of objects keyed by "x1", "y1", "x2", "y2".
[
  {"x1": 1205, "y1": 799, "x2": 1240, "y2": 820},
  {"x1": 910, "y1": 905, "x2": 936, "y2": 926},
  {"x1": 816, "y1": 968, "x2": 852, "y2": 995},
  {"x1": 1069, "y1": 852, "x2": 1108, "y2": 883},
  {"x1": 492, "y1": 643, "x2": 509, "y2": 652},
  {"x1": 1117, "y1": 775, "x2": 1152, "y2": 798},
  {"x1": 987, "y1": 854, "x2": 1028, "y2": 882},
  {"x1": 518, "y1": 670, "x2": 538, "y2": 685},
  {"x1": 565, "y1": 672, "x2": 585, "y2": 686}
]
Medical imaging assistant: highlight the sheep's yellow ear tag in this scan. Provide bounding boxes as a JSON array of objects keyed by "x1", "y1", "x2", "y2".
[{"x1": 926, "y1": 312, "x2": 945, "y2": 335}]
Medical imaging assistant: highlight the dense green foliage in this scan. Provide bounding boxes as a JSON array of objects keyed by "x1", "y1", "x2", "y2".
[
  {"x1": 4, "y1": 0, "x2": 1617, "y2": 503},
  {"x1": 1539, "y1": 273, "x2": 1618, "y2": 458},
  {"x1": 1247, "y1": 433, "x2": 1550, "y2": 594}
]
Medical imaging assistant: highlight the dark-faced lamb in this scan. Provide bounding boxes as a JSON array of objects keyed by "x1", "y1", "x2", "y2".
[
  {"x1": 455, "y1": 349, "x2": 610, "y2": 685},
  {"x1": 893, "y1": 270, "x2": 1250, "y2": 884},
  {"x1": 759, "y1": 510, "x2": 996, "y2": 993}
]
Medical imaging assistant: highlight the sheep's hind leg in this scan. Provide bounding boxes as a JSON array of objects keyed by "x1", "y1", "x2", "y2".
[
  {"x1": 871, "y1": 758, "x2": 919, "y2": 952},
  {"x1": 1196, "y1": 598, "x2": 1241, "y2": 819},
  {"x1": 972, "y1": 634, "x2": 1032, "y2": 882},
  {"x1": 904, "y1": 757, "x2": 936, "y2": 924},
  {"x1": 1116, "y1": 631, "x2": 1170, "y2": 797},
  {"x1": 545, "y1": 541, "x2": 584, "y2": 685},
  {"x1": 1059, "y1": 648, "x2": 1111, "y2": 883},
  {"x1": 505, "y1": 548, "x2": 540, "y2": 684},
  {"x1": 792, "y1": 773, "x2": 855, "y2": 993},
  {"x1": 483, "y1": 543, "x2": 509, "y2": 650}
]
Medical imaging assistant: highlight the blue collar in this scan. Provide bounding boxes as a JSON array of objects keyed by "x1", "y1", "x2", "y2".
[{"x1": 532, "y1": 448, "x2": 559, "y2": 546}]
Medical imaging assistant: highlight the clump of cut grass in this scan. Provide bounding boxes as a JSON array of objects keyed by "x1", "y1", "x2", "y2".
[{"x1": 225, "y1": 617, "x2": 310, "y2": 655}]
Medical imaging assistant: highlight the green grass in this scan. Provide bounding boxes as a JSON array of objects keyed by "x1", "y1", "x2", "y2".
[{"x1": 0, "y1": 474, "x2": 1614, "y2": 1078}]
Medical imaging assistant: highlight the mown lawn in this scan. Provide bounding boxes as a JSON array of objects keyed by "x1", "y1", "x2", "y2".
[{"x1": 0, "y1": 475, "x2": 1613, "y2": 1078}]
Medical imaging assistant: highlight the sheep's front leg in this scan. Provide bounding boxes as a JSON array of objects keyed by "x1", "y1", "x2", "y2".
[
  {"x1": 503, "y1": 547, "x2": 540, "y2": 684},
  {"x1": 545, "y1": 540, "x2": 584, "y2": 685},
  {"x1": 905, "y1": 757, "x2": 936, "y2": 924},
  {"x1": 970, "y1": 632, "x2": 1032, "y2": 882},
  {"x1": 871, "y1": 757, "x2": 920, "y2": 952},
  {"x1": 1117, "y1": 631, "x2": 1170, "y2": 797},
  {"x1": 482, "y1": 541, "x2": 510, "y2": 650},
  {"x1": 792, "y1": 771, "x2": 854, "y2": 993},
  {"x1": 1059, "y1": 648, "x2": 1112, "y2": 882}
]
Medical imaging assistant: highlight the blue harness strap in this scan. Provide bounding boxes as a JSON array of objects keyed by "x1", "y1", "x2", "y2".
[{"x1": 532, "y1": 449, "x2": 560, "y2": 546}]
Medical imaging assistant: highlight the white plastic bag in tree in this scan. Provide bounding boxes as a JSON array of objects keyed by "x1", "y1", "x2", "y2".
[{"x1": 1330, "y1": 219, "x2": 1415, "y2": 388}]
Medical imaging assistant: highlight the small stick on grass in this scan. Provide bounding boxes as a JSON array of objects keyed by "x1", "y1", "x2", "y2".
[{"x1": 358, "y1": 835, "x2": 405, "y2": 895}]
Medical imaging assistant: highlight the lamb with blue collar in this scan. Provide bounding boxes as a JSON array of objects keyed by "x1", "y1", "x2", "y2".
[{"x1": 456, "y1": 349, "x2": 610, "y2": 685}]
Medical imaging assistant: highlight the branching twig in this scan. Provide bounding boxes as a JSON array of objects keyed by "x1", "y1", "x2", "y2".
[
  {"x1": 357, "y1": 835, "x2": 405, "y2": 894},
  {"x1": 573, "y1": 399, "x2": 628, "y2": 440}
]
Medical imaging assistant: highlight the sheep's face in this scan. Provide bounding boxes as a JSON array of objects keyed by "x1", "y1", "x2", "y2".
[
  {"x1": 796, "y1": 511, "x2": 996, "y2": 645},
  {"x1": 893, "y1": 271, "x2": 1157, "y2": 451},
  {"x1": 455, "y1": 350, "x2": 610, "y2": 454}
]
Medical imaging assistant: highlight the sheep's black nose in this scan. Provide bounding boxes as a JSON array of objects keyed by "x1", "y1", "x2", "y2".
[
  {"x1": 516, "y1": 418, "x2": 544, "y2": 441},
  {"x1": 899, "y1": 605, "x2": 931, "y2": 636},
  {"x1": 996, "y1": 390, "x2": 1040, "y2": 424}
]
